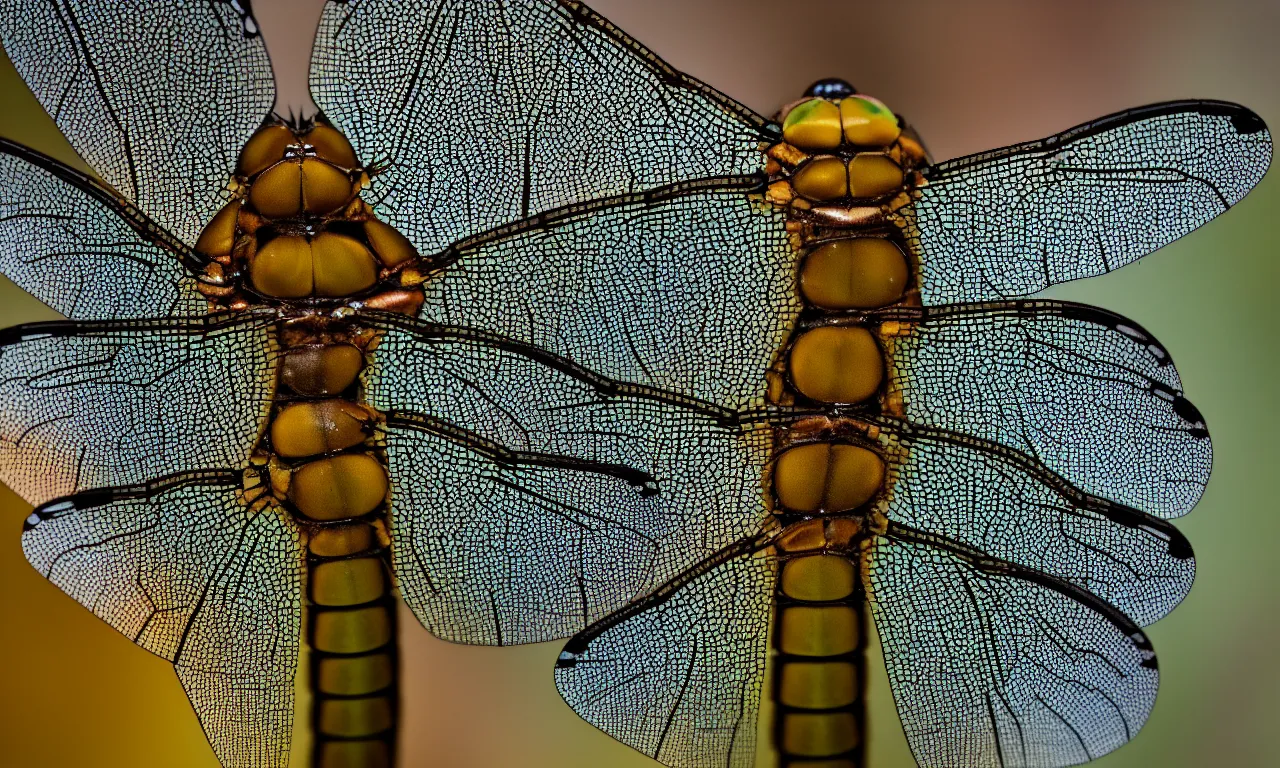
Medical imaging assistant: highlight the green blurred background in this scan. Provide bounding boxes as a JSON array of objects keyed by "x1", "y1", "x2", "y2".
[{"x1": 0, "y1": 0, "x2": 1275, "y2": 765}]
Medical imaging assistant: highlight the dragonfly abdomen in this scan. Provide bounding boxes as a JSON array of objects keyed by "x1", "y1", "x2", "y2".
[{"x1": 771, "y1": 550, "x2": 867, "y2": 764}]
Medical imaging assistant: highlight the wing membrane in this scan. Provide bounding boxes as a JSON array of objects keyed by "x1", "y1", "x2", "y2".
[
  {"x1": 365, "y1": 317, "x2": 771, "y2": 643},
  {"x1": 913, "y1": 101, "x2": 1271, "y2": 302},
  {"x1": 418, "y1": 181, "x2": 798, "y2": 407},
  {"x1": 881, "y1": 301, "x2": 1208, "y2": 515},
  {"x1": 23, "y1": 472, "x2": 302, "y2": 768},
  {"x1": 0, "y1": 314, "x2": 276, "y2": 504},
  {"x1": 310, "y1": 0, "x2": 771, "y2": 253},
  {"x1": 0, "y1": 141, "x2": 204, "y2": 319},
  {"x1": 554, "y1": 536, "x2": 774, "y2": 768},
  {"x1": 868, "y1": 527, "x2": 1158, "y2": 768},
  {"x1": 880, "y1": 423, "x2": 1193, "y2": 626},
  {"x1": 0, "y1": 0, "x2": 274, "y2": 247}
]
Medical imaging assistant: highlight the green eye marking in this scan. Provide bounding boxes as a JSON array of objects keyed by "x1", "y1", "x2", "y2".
[{"x1": 784, "y1": 98, "x2": 833, "y2": 130}]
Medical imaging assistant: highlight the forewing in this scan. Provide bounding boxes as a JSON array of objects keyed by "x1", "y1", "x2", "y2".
[
  {"x1": 868, "y1": 528, "x2": 1158, "y2": 768},
  {"x1": 0, "y1": 0, "x2": 274, "y2": 247},
  {"x1": 310, "y1": 0, "x2": 771, "y2": 252},
  {"x1": 419, "y1": 183, "x2": 798, "y2": 408},
  {"x1": 880, "y1": 424, "x2": 1193, "y2": 627},
  {"x1": 554, "y1": 539, "x2": 774, "y2": 768},
  {"x1": 913, "y1": 101, "x2": 1272, "y2": 302},
  {"x1": 0, "y1": 141, "x2": 204, "y2": 319},
  {"x1": 0, "y1": 314, "x2": 276, "y2": 505},
  {"x1": 364, "y1": 314, "x2": 770, "y2": 644},
  {"x1": 23, "y1": 473, "x2": 302, "y2": 768},
  {"x1": 883, "y1": 301, "x2": 1208, "y2": 516}
]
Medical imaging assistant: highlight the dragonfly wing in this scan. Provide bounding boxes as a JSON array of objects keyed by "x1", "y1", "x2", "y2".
[
  {"x1": 883, "y1": 301, "x2": 1208, "y2": 516},
  {"x1": 554, "y1": 536, "x2": 774, "y2": 768},
  {"x1": 365, "y1": 314, "x2": 770, "y2": 644},
  {"x1": 420, "y1": 182, "x2": 798, "y2": 407},
  {"x1": 868, "y1": 526, "x2": 1158, "y2": 768},
  {"x1": 309, "y1": 0, "x2": 772, "y2": 252},
  {"x1": 0, "y1": 0, "x2": 274, "y2": 247},
  {"x1": 879, "y1": 422, "x2": 1193, "y2": 627},
  {"x1": 23, "y1": 472, "x2": 302, "y2": 768},
  {"x1": 913, "y1": 101, "x2": 1272, "y2": 302},
  {"x1": 0, "y1": 315, "x2": 275, "y2": 505},
  {"x1": 0, "y1": 141, "x2": 204, "y2": 319}
]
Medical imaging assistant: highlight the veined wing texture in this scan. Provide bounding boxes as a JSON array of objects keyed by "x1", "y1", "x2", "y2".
[
  {"x1": 309, "y1": 0, "x2": 774, "y2": 253},
  {"x1": 0, "y1": 0, "x2": 274, "y2": 248},
  {"x1": 360, "y1": 312, "x2": 773, "y2": 644},
  {"x1": 554, "y1": 536, "x2": 776, "y2": 768},
  {"x1": 870, "y1": 422, "x2": 1193, "y2": 629},
  {"x1": 868, "y1": 526, "x2": 1158, "y2": 768},
  {"x1": 22, "y1": 472, "x2": 303, "y2": 768},
  {"x1": 0, "y1": 141, "x2": 205, "y2": 320},
  {"x1": 912, "y1": 101, "x2": 1272, "y2": 303},
  {"x1": 0, "y1": 314, "x2": 277, "y2": 505},
  {"x1": 555, "y1": 512, "x2": 1167, "y2": 767},
  {"x1": 876, "y1": 301, "x2": 1209, "y2": 516},
  {"x1": 418, "y1": 181, "x2": 798, "y2": 409},
  {"x1": 356, "y1": 303, "x2": 1195, "y2": 643}
]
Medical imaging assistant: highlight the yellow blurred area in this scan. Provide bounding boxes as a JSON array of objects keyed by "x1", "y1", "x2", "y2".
[{"x1": 1, "y1": 1, "x2": 1277, "y2": 766}]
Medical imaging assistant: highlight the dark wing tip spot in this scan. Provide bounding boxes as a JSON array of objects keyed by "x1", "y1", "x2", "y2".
[
  {"x1": 1167, "y1": 533, "x2": 1194, "y2": 561},
  {"x1": 556, "y1": 651, "x2": 581, "y2": 669},
  {"x1": 1230, "y1": 109, "x2": 1268, "y2": 136},
  {"x1": 1172, "y1": 395, "x2": 1208, "y2": 433}
]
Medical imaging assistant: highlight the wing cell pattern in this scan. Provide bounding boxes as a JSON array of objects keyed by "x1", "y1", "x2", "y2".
[
  {"x1": 310, "y1": 0, "x2": 771, "y2": 253},
  {"x1": 554, "y1": 542, "x2": 774, "y2": 768},
  {"x1": 0, "y1": 142, "x2": 204, "y2": 319},
  {"x1": 868, "y1": 530, "x2": 1158, "y2": 768},
  {"x1": 914, "y1": 102, "x2": 1272, "y2": 302},
  {"x1": 23, "y1": 473, "x2": 302, "y2": 768},
  {"x1": 365, "y1": 316, "x2": 771, "y2": 643},
  {"x1": 881, "y1": 426, "x2": 1193, "y2": 627},
  {"x1": 885, "y1": 301, "x2": 1209, "y2": 516},
  {"x1": 0, "y1": 315, "x2": 276, "y2": 504},
  {"x1": 420, "y1": 184, "x2": 798, "y2": 407},
  {"x1": 0, "y1": 0, "x2": 274, "y2": 247}
]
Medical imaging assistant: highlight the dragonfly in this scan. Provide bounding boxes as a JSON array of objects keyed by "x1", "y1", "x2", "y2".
[{"x1": 0, "y1": 2, "x2": 1270, "y2": 768}]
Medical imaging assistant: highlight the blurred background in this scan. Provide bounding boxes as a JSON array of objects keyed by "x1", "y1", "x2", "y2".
[{"x1": 0, "y1": 0, "x2": 1275, "y2": 766}]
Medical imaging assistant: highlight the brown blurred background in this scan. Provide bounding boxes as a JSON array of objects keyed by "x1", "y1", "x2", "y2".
[{"x1": 0, "y1": 0, "x2": 1276, "y2": 766}]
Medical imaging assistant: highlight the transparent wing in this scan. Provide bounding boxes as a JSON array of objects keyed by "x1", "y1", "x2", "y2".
[
  {"x1": 0, "y1": 314, "x2": 276, "y2": 504},
  {"x1": 363, "y1": 313, "x2": 770, "y2": 644},
  {"x1": 0, "y1": 0, "x2": 274, "y2": 247},
  {"x1": 309, "y1": 0, "x2": 772, "y2": 252},
  {"x1": 23, "y1": 472, "x2": 302, "y2": 768},
  {"x1": 419, "y1": 182, "x2": 798, "y2": 407},
  {"x1": 868, "y1": 527, "x2": 1159, "y2": 768},
  {"x1": 554, "y1": 537, "x2": 774, "y2": 768},
  {"x1": 913, "y1": 101, "x2": 1272, "y2": 303},
  {"x1": 0, "y1": 140, "x2": 204, "y2": 319},
  {"x1": 880, "y1": 423, "x2": 1192, "y2": 627},
  {"x1": 881, "y1": 301, "x2": 1208, "y2": 516}
]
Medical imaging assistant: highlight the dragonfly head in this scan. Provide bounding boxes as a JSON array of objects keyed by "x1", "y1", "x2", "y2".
[{"x1": 777, "y1": 83, "x2": 932, "y2": 166}]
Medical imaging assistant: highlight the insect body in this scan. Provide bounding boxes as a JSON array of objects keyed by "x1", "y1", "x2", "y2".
[{"x1": 0, "y1": 2, "x2": 1271, "y2": 767}]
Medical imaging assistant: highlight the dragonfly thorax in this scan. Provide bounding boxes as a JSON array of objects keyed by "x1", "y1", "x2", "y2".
[{"x1": 194, "y1": 118, "x2": 421, "y2": 309}]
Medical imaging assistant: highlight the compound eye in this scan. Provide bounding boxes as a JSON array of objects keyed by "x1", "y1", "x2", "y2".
[{"x1": 804, "y1": 78, "x2": 857, "y2": 100}]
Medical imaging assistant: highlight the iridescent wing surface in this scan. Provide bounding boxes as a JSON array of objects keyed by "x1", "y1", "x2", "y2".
[
  {"x1": 554, "y1": 417, "x2": 1190, "y2": 765},
  {"x1": 0, "y1": 0, "x2": 274, "y2": 247},
  {"x1": 22, "y1": 472, "x2": 302, "y2": 768},
  {"x1": 912, "y1": 102, "x2": 1272, "y2": 303},
  {"x1": 309, "y1": 0, "x2": 772, "y2": 253},
  {"x1": 0, "y1": 140, "x2": 205, "y2": 320}
]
